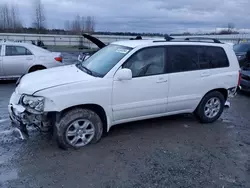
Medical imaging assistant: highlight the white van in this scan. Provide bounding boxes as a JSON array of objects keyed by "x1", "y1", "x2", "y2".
[{"x1": 8, "y1": 37, "x2": 240, "y2": 149}]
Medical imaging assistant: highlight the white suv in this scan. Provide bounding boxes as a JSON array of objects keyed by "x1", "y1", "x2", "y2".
[{"x1": 8, "y1": 37, "x2": 240, "y2": 149}]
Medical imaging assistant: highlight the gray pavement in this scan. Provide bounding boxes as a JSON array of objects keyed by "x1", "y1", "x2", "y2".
[{"x1": 0, "y1": 53, "x2": 250, "y2": 187}]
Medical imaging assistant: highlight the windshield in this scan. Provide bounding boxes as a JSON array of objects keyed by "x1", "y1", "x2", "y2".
[
  {"x1": 80, "y1": 44, "x2": 132, "y2": 77},
  {"x1": 233, "y1": 43, "x2": 250, "y2": 53}
]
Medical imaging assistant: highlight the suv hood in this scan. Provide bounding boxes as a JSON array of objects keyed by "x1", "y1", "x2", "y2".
[
  {"x1": 82, "y1": 34, "x2": 106, "y2": 49},
  {"x1": 17, "y1": 64, "x2": 95, "y2": 95}
]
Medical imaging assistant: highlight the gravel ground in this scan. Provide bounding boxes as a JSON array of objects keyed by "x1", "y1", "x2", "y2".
[{"x1": 0, "y1": 52, "x2": 250, "y2": 188}]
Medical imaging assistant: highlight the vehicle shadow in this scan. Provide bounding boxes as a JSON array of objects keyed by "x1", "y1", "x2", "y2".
[
  {"x1": 238, "y1": 90, "x2": 250, "y2": 98},
  {"x1": 107, "y1": 113, "x2": 198, "y2": 137}
]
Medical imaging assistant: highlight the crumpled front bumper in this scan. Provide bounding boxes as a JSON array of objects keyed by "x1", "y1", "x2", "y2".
[{"x1": 8, "y1": 103, "x2": 29, "y2": 139}]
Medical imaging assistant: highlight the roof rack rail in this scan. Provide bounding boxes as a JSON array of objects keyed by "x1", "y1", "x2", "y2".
[
  {"x1": 164, "y1": 34, "x2": 174, "y2": 41},
  {"x1": 129, "y1": 36, "x2": 142, "y2": 40},
  {"x1": 184, "y1": 37, "x2": 221, "y2": 43}
]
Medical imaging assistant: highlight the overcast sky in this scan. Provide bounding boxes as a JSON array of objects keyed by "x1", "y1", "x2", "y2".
[{"x1": 1, "y1": 0, "x2": 250, "y2": 33}]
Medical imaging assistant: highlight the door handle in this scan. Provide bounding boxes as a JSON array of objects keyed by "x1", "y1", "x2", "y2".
[
  {"x1": 200, "y1": 71, "x2": 210, "y2": 77},
  {"x1": 156, "y1": 77, "x2": 168, "y2": 83},
  {"x1": 26, "y1": 57, "x2": 33, "y2": 60}
]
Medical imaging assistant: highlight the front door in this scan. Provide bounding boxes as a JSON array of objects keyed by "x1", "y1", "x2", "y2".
[
  {"x1": 112, "y1": 46, "x2": 169, "y2": 122},
  {"x1": 2, "y1": 45, "x2": 34, "y2": 77}
]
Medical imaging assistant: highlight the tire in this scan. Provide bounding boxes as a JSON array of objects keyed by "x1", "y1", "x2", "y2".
[
  {"x1": 195, "y1": 91, "x2": 225, "y2": 123},
  {"x1": 55, "y1": 108, "x2": 103, "y2": 150}
]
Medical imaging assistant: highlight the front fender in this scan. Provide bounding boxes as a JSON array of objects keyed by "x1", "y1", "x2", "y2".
[{"x1": 35, "y1": 80, "x2": 113, "y2": 128}]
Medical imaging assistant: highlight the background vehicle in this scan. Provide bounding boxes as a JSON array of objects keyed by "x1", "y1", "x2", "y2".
[
  {"x1": 9, "y1": 37, "x2": 240, "y2": 150},
  {"x1": 233, "y1": 42, "x2": 250, "y2": 67},
  {"x1": 232, "y1": 42, "x2": 250, "y2": 92},
  {"x1": 0, "y1": 40, "x2": 63, "y2": 79}
]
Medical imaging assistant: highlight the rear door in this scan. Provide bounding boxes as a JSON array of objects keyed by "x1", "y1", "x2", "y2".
[
  {"x1": 2, "y1": 45, "x2": 35, "y2": 77},
  {"x1": 166, "y1": 45, "x2": 206, "y2": 113},
  {"x1": 0, "y1": 45, "x2": 4, "y2": 77},
  {"x1": 166, "y1": 45, "x2": 230, "y2": 113}
]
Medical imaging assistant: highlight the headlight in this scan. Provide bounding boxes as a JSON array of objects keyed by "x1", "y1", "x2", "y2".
[{"x1": 21, "y1": 95, "x2": 45, "y2": 113}]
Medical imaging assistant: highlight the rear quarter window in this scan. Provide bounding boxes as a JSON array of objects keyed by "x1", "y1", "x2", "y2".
[
  {"x1": 167, "y1": 45, "x2": 229, "y2": 73},
  {"x1": 199, "y1": 46, "x2": 229, "y2": 69}
]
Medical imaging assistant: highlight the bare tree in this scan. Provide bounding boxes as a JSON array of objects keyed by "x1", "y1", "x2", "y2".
[
  {"x1": 64, "y1": 15, "x2": 96, "y2": 34},
  {"x1": 72, "y1": 14, "x2": 81, "y2": 33},
  {"x1": 33, "y1": 0, "x2": 46, "y2": 32},
  {"x1": 10, "y1": 4, "x2": 22, "y2": 30},
  {"x1": 2, "y1": 4, "x2": 10, "y2": 29},
  {"x1": 81, "y1": 16, "x2": 85, "y2": 32},
  {"x1": 227, "y1": 23, "x2": 235, "y2": 32},
  {"x1": 0, "y1": 3, "x2": 22, "y2": 31},
  {"x1": 0, "y1": 5, "x2": 4, "y2": 29},
  {"x1": 85, "y1": 16, "x2": 95, "y2": 33},
  {"x1": 90, "y1": 16, "x2": 95, "y2": 33},
  {"x1": 64, "y1": 20, "x2": 70, "y2": 31}
]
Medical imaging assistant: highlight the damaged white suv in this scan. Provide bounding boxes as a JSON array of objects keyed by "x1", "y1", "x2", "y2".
[{"x1": 8, "y1": 36, "x2": 240, "y2": 149}]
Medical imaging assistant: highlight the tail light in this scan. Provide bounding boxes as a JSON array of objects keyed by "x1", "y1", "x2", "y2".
[
  {"x1": 55, "y1": 57, "x2": 62, "y2": 62},
  {"x1": 238, "y1": 71, "x2": 241, "y2": 86}
]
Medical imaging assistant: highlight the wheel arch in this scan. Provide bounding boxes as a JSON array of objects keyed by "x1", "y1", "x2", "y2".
[
  {"x1": 28, "y1": 65, "x2": 47, "y2": 73},
  {"x1": 57, "y1": 104, "x2": 109, "y2": 133},
  {"x1": 195, "y1": 88, "x2": 228, "y2": 112}
]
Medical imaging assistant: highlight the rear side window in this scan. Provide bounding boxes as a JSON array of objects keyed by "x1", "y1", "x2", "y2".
[
  {"x1": 167, "y1": 45, "x2": 229, "y2": 73},
  {"x1": 167, "y1": 46, "x2": 199, "y2": 73},
  {"x1": 199, "y1": 46, "x2": 229, "y2": 69},
  {"x1": 5, "y1": 46, "x2": 33, "y2": 56}
]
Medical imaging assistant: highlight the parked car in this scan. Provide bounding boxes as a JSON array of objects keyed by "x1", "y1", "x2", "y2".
[
  {"x1": 8, "y1": 37, "x2": 240, "y2": 149},
  {"x1": 240, "y1": 51, "x2": 250, "y2": 92},
  {"x1": 232, "y1": 42, "x2": 250, "y2": 91},
  {"x1": 233, "y1": 42, "x2": 250, "y2": 67},
  {"x1": 240, "y1": 68, "x2": 250, "y2": 92},
  {"x1": 0, "y1": 40, "x2": 63, "y2": 79}
]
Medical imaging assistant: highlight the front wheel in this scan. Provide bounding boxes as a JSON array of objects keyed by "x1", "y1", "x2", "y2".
[
  {"x1": 195, "y1": 91, "x2": 225, "y2": 123},
  {"x1": 55, "y1": 108, "x2": 103, "y2": 149}
]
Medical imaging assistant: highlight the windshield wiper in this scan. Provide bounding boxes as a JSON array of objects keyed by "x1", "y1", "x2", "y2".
[
  {"x1": 76, "y1": 63, "x2": 93, "y2": 75},
  {"x1": 81, "y1": 65, "x2": 93, "y2": 75}
]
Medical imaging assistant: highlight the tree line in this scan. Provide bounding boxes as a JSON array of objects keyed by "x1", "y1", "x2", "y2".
[
  {"x1": 0, "y1": 0, "x2": 241, "y2": 36},
  {"x1": 0, "y1": 0, "x2": 96, "y2": 34}
]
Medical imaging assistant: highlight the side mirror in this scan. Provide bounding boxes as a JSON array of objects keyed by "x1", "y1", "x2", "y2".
[
  {"x1": 78, "y1": 54, "x2": 91, "y2": 62},
  {"x1": 115, "y1": 68, "x2": 132, "y2": 81}
]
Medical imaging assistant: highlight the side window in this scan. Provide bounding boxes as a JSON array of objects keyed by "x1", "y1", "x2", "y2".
[
  {"x1": 168, "y1": 46, "x2": 199, "y2": 73},
  {"x1": 199, "y1": 46, "x2": 229, "y2": 69},
  {"x1": 5, "y1": 46, "x2": 32, "y2": 56},
  {"x1": 198, "y1": 47, "x2": 210, "y2": 69},
  {"x1": 122, "y1": 47, "x2": 166, "y2": 77}
]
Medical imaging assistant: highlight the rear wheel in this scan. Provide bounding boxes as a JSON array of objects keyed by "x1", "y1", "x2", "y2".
[
  {"x1": 28, "y1": 66, "x2": 46, "y2": 73},
  {"x1": 195, "y1": 91, "x2": 225, "y2": 123},
  {"x1": 55, "y1": 108, "x2": 103, "y2": 150}
]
